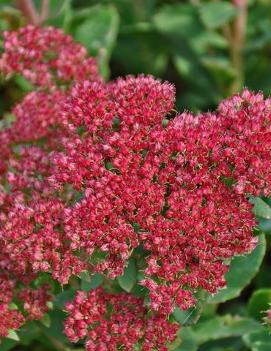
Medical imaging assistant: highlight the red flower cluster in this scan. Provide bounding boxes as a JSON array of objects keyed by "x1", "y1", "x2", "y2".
[
  {"x1": 0, "y1": 26, "x2": 99, "y2": 338},
  {"x1": 0, "y1": 308, "x2": 25, "y2": 338},
  {"x1": 53, "y1": 79, "x2": 266, "y2": 314},
  {"x1": 8, "y1": 90, "x2": 64, "y2": 143},
  {"x1": 64, "y1": 288, "x2": 178, "y2": 351},
  {"x1": 0, "y1": 25, "x2": 98, "y2": 87},
  {"x1": 0, "y1": 275, "x2": 24, "y2": 338},
  {"x1": 0, "y1": 274, "x2": 51, "y2": 337},
  {"x1": 17, "y1": 284, "x2": 52, "y2": 320},
  {"x1": 51, "y1": 76, "x2": 176, "y2": 282},
  {"x1": 0, "y1": 24, "x2": 271, "y2": 349}
]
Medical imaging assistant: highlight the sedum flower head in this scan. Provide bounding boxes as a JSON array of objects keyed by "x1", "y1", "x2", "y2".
[{"x1": 0, "y1": 25, "x2": 271, "y2": 349}]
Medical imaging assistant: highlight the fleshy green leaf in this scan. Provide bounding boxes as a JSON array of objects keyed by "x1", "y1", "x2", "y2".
[
  {"x1": 18, "y1": 321, "x2": 41, "y2": 346},
  {"x1": 208, "y1": 235, "x2": 266, "y2": 303},
  {"x1": 258, "y1": 218, "x2": 271, "y2": 233},
  {"x1": 199, "y1": 2, "x2": 238, "y2": 29},
  {"x1": 176, "y1": 315, "x2": 263, "y2": 350},
  {"x1": 173, "y1": 303, "x2": 203, "y2": 326},
  {"x1": 7, "y1": 330, "x2": 20, "y2": 341},
  {"x1": 53, "y1": 289, "x2": 76, "y2": 309},
  {"x1": 248, "y1": 289, "x2": 271, "y2": 320},
  {"x1": 192, "y1": 315, "x2": 263, "y2": 344},
  {"x1": 252, "y1": 343, "x2": 271, "y2": 351},
  {"x1": 243, "y1": 329, "x2": 271, "y2": 350},
  {"x1": 9, "y1": 303, "x2": 18, "y2": 310},
  {"x1": 74, "y1": 5, "x2": 119, "y2": 79},
  {"x1": 201, "y1": 57, "x2": 236, "y2": 79},
  {"x1": 0, "y1": 339, "x2": 17, "y2": 351},
  {"x1": 117, "y1": 258, "x2": 137, "y2": 292},
  {"x1": 45, "y1": 0, "x2": 73, "y2": 31},
  {"x1": 40, "y1": 310, "x2": 69, "y2": 344},
  {"x1": 175, "y1": 328, "x2": 198, "y2": 351},
  {"x1": 40, "y1": 313, "x2": 51, "y2": 328},
  {"x1": 81, "y1": 273, "x2": 103, "y2": 291},
  {"x1": 252, "y1": 197, "x2": 271, "y2": 219},
  {"x1": 153, "y1": 4, "x2": 201, "y2": 36}
]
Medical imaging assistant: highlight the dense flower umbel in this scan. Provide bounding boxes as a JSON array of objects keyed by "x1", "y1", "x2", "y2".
[
  {"x1": 17, "y1": 284, "x2": 52, "y2": 320},
  {"x1": 8, "y1": 90, "x2": 64, "y2": 143},
  {"x1": 52, "y1": 79, "x2": 264, "y2": 314},
  {"x1": 51, "y1": 76, "x2": 176, "y2": 280},
  {"x1": 0, "y1": 25, "x2": 98, "y2": 87},
  {"x1": 217, "y1": 90, "x2": 271, "y2": 196},
  {"x1": 0, "y1": 276, "x2": 52, "y2": 337},
  {"x1": 1, "y1": 24, "x2": 271, "y2": 349},
  {"x1": 64, "y1": 288, "x2": 178, "y2": 351},
  {"x1": 0, "y1": 308, "x2": 25, "y2": 338},
  {"x1": 0, "y1": 25, "x2": 99, "y2": 338}
]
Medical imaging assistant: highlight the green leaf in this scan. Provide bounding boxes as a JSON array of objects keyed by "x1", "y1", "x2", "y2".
[
  {"x1": 199, "y1": 2, "x2": 238, "y2": 29},
  {"x1": 192, "y1": 315, "x2": 263, "y2": 344},
  {"x1": 173, "y1": 56, "x2": 192, "y2": 76},
  {"x1": 251, "y1": 197, "x2": 271, "y2": 219},
  {"x1": 251, "y1": 197, "x2": 271, "y2": 233},
  {"x1": 0, "y1": 339, "x2": 17, "y2": 351},
  {"x1": 258, "y1": 218, "x2": 271, "y2": 233},
  {"x1": 201, "y1": 57, "x2": 236, "y2": 79},
  {"x1": 192, "y1": 31, "x2": 228, "y2": 51},
  {"x1": 79, "y1": 270, "x2": 91, "y2": 282},
  {"x1": 113, "y1": 32, "x2": 168, "y2": 76},
  {"x1": 9, "y1": 302, "x2": 18, "y2": 310},
  {"x1": 53, "y1": 289, "x2": 76, "y2": 309},
  {"x1": 18, "y1": 321, "x2": 41, "y2": 346},
  {"x1": 7, "y1": 330, "x2": 20, "y2": 341},
  {"x1": 173, "y1": 303, "x2": 203, "y2": 326},
  {"x1": 243, "y1": 329, "x2": 271, "y2": 350},
  {"x1": 40, "y1": 310, "x2": 69, "y2": 344},
  {"x1": 117, "y1": 258, "x2": 137, "y2": 292},
  {"x1": 248, "y1": 289, "x2": 271, "y2": 320},
  {"x1": 208, "y1": 235, "x2": 266, "y2": 303},
  {"x1": 44, "y1": 0, "x2": 73, "y2": 31},
  {"x1": 14, "y1": 75, "x2": 33, "y2": 92},
  {"x1": 153, "y1": 4, "x2": 201, "y2": 36},
  {"x1": 46, "y1": 301, "x2": 53, "y2": 310},
  {"x1": 74, "y1": 5, "x2": 119, "y2": 79},
  {"x1": 176, "y1": 315, "x2": 262, "y2": 350},
  {"x1": 168, "y1": 336, "x2": 182, "y2": 350},
  {"x1": 175, "y1": 328, "x2": 198, "y2": 351},
  {"x1": 40, "y1": 313, "x2": 51, "y2": 328},
  {"x1": 81, "y1": 273, "x2": 103, "y2": 291},
  {"x1": 252, "y1": 343, "x2": 271, "y2": 351}
]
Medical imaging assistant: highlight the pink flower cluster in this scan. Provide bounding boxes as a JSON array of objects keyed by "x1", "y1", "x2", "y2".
[
  {"x1": 0, "y1": 273, "x2": 25, "y2": 337},
  {"x1": 0, "y1": 24, "x2": 271, "y2": 349},
  {"x1": 0, "y1": 25, "x2": 98, "y2": 339},
  {"x1": 64, "y1": 288, "x2": 178, "y2": 351},
  {"x1": 0, "y1": 272, "x2": 51, "y2": 337},
  {"x1": 8, "y1": 90, "x2": 64, "y2": 143},
  {"x1": 0, "y1": 25, "x2": 98, "y2": 87},
  {"x1": 17, "y1": 284, "x2": 52, "y2": 320},
  {"x1": 0, "y1": 308, "x2": 25, "y2": 338},
  {"x1": 52, "y1": 79, "x2": 268, "y2": 315}
]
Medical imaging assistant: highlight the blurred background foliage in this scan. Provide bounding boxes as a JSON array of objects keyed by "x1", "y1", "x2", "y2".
[
  {"x1": 0, "y1": 1, "x2": 271, "y2": 351},
  {"x1": 1, "y1": 0, "x2": 271, "y2": 112}
]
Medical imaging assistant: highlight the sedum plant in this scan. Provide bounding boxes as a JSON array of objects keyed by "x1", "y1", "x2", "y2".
[{"x1": 0, "y1": 25, "x2": 270, "y2": 351}]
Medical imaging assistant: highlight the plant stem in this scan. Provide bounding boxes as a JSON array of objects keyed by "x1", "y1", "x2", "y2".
[
  {"x1": 229, "y1": 0, "x2": 248, "y2": 94},
  {"x1": 40, "y1": 0, "x2": 49, "y2": 23},
  {"x1": 17, "y1": 0, "x2": 49, "y2": 25}
]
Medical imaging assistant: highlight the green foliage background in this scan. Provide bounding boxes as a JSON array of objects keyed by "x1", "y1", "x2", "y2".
[{"x1": 0, "y1": 1, "x2": 271, "y2": 350}]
